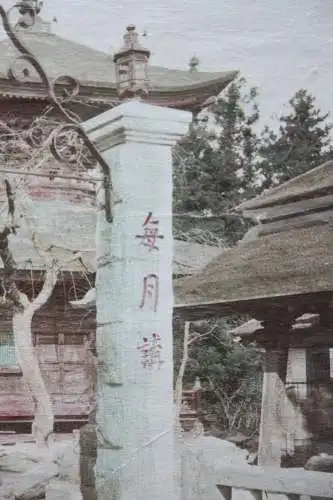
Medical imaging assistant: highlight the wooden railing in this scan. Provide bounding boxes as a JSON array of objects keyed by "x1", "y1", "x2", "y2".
[{"x1": 217, "y1": 465, "x2": 333, "y2": 499}]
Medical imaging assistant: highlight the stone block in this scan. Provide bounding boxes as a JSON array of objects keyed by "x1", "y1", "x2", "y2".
[{"x1": 46, "y1": 478, "x2": 82, "y2": 500}]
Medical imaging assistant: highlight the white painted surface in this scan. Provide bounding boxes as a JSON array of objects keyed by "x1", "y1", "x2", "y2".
[{"x1": 84, "y1": 101, "x2": 191, "y2": 500}]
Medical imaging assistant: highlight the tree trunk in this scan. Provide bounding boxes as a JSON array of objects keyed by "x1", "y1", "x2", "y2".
[
  {"x1": 80, "y1": 336, "x2": 98, "y2": 500},
  {"x1": 11, "y1": 266, "x2": 60, "y2": 448},
  {"x1": 12, "y1": 308, "x2": 54, "y2": 447},
  {"x1": 174, "y1": 321, "x2": 190, "y2": 432}
]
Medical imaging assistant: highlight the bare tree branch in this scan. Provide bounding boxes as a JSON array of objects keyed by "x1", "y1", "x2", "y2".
[
  {"x1": 0, "y1": 180, "x2": 24, "y2": 309},
  {"x1": 174, "y1": 321, "x2": 190, "y2": 432}
]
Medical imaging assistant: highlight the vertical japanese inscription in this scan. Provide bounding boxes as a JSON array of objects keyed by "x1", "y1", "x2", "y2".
[
  {"x1": 135, "y1": 211, "x2": 164, "y2": 251},
  {"x1": 136, "y1": 212, "x2": 164, "y2": 368},
  {"x1": 137, "y1": 333, "x2": 163, "y2": 369},
  {"x1": 139, "y1": 273, "x2": 159, "y2": 312}
]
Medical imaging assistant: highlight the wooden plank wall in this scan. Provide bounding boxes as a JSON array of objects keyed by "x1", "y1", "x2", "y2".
[{"x1": 0, "y1": 277, "x2": 95, "y2": 421}]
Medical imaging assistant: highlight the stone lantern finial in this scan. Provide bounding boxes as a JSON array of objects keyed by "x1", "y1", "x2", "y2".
[
  {"x1": 193, "y1": 376, "x2": 201, "y2": 390},
  {"x1": 16, "y1": 0, "x2": 51, "y2": 33},
  {"x1": 18, "y1": 0, "x2": 44, "y2": 16},
  {"x1": 189, "y1": 55, "x2": 200, "y2": 72},
  {"x1": 113, "y1": 24, "x2": 151, "y2": 99}
]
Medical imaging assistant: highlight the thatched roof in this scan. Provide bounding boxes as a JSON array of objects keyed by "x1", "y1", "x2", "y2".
[
  {"x1": 174, "y1": 158, "x2": 333, "y2": 317},
  {"x1": 238, "y1": 160, "x2": 333, "y2": 212},
  {"x1": 174, "y1": 224, "x2": 333, "y2": 311}
]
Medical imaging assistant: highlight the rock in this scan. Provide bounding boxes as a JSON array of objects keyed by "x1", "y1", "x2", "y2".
[
  {"x1": 0, "y1": 463, "x2": 59, "y2": 499},
  {"x1": 226, "y1": 432, "x2": 249, "y2": 446},
  {"x1": 179, "y1": 436, "x2": 250, "y2": 500},
  {"x1": 46, "y1": 478, "x2": 82, "y2": 499},
  {"x1": 0, "y1": 441, "x2": 55, "y2": 471},
  {"x1": 305, "y1": 454, "x2": 333, "y2": 472},
  {"x1": 0, "y1": 450, "x2": 41, "y2": 473},
  {"x1": 304, "y1": 454, "x2": 333, "y2": 500},
  {"x1": 57, "y1": 431, "x2": 80, "y2": 484},
  {"x1": 247, "y1": 452, "x2": 258, "y2": 465}
]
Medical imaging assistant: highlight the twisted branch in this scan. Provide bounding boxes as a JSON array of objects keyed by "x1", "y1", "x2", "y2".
[
  {"x1": 0, "y1": 2, "x2": 114, "y2": 222},
  {"x1": 0, "y1": 179, "x2": 23, "y2": 309}
]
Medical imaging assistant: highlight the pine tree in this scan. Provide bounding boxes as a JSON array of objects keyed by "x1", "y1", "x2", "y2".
[
  {"x1": 257, "y1": 89, "x2": 333, "y2": 190},
  {"x1": 173, "y1": 77, "x2": 259, "y2": 245}
]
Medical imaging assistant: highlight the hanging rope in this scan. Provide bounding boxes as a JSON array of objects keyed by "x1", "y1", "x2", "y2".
[
  {"x1": 60, "y1": 270, "x2": 68, "y2": 311},
  {"x1": 70, "y1": 271, "x2": 78, "y2": 302},
  {"x1": 30, "y1": 267, "x2": 35, "y2": 300}
]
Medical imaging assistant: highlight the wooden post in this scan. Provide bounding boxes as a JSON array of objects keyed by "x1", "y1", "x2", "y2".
[
  {"x1": 258, "y1": 345, "x2": 289, "y2": 466},
  {"x1": 83, "y1": 101, "x2": 191, "y2": 500},
  {"x1": 285, "y1": 347, "x2": 313, "y2": 466}
]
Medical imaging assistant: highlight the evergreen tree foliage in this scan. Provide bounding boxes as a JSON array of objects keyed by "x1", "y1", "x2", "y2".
[
  {"x1": 173, "y1": 77, "x2": 259, "y2": 215},
  {"x1": 256, "y1": 89, "x2": 333, "y2": 190},
  {"x1": 173, "y1": 318, "x2": 263, "y2": 436},
  {"x1": 173, "y1": 77, "x2": 259, "y2": 245},
  {"x1": 172, "y1": 84, "x2": 333, "y2": 439}
]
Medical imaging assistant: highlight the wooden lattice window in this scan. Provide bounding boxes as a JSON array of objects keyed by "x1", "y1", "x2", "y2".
[
  {"x1": 0, "y1": 331, "x2": 16, "y2": 366},
  {"x1": 307, "y1": 347, "x2": 331, "y2": 384},
  {"x1": 0, "y1": 310, "x2": 17, "y2": 367}
]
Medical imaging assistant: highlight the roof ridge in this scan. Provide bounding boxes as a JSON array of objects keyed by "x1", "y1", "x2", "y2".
[
  {"x1": 238, "y1": 159, "x2": 333, "y2": 212},
  {"x1": 0, "y1": 29, "x2": 111, "y2": 57}
]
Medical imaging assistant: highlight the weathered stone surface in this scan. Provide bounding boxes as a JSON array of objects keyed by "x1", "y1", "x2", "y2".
[
  {"x1": 179, "y1": 436, "x2": 249, "y2": 500},
  {"x1": 45, "y1": 478, "x2": 82, "y2": 500},
  {"x1": 57, "y1": 431, "x2": 80, "y2": 484},
  {"x1": 305, "y1": 454, "x2": 333, "y2": 472},
  {"x1": 0, "y1": 463, "x2": 58, "y2": 499},
  {"x1": 85, "y1": 99, "x2": 191, "y2": 500},
  {"x1": 0, "y1": 450, "x2": 41, "y2": 473}
]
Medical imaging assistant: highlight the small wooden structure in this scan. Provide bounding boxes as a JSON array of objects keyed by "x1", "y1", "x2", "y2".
[{"x1": 174, "y1": 159, "x2": 333, "y2": 467}]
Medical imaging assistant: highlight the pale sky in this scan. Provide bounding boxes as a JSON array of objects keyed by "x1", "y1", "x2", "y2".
[{"x1": 1, "y1": 0, "x2": 333, "y2": 126}]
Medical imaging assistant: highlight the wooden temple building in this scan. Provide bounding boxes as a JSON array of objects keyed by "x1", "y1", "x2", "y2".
[
  {"x1": 0, "y1": 8, "x2": 237, "y2": 432},
  {"x1": 175, "y1": 159, "x2": 333, "y2": 467}
]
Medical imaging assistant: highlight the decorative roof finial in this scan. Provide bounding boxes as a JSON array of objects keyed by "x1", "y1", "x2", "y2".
[
  {"x1": 189, "y1": 54, "x2": 200, "y2": 73},
  {"x1": 113, "y1": 24, "x2": 151, "y2": 99},
  {"x1": 16, "y1": 0, "x2": 51, "y2": 33},
  {"x1": 18, "y1": 0, "x2": 44, "y2": 16}
]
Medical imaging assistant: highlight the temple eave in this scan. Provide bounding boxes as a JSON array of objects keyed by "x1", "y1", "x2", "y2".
[
  {"x1": 0, "y1": 70, "x2": 238, "y2": 112},
  {"x1": 174, "y1": 290, "x2": 333, "y2": 321}
]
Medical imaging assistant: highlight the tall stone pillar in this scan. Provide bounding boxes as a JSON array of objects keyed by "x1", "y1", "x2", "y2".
[{"x1": 83, "y1": 101, "x2": 191, "y2": 500}]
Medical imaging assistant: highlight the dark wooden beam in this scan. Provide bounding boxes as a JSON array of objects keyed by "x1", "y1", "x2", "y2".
[{"x1": 174, "y1": 291, "x2": 333, "y2": 321}]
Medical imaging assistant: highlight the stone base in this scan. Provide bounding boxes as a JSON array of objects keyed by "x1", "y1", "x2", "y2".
[
  {"x1": 45, "y1": 479, "x2": 82, "y2": 499},
  {"x1": 282, "y1": 442, "x2": 315, "y2": 468},
  {"x1": 304, "y1": 455, "x2": 333, "y2": 500}
]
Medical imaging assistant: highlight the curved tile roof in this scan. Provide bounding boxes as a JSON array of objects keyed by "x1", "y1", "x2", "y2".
[{"x1": 0, "y1": 26, "x2": 237, "y2": 91}]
